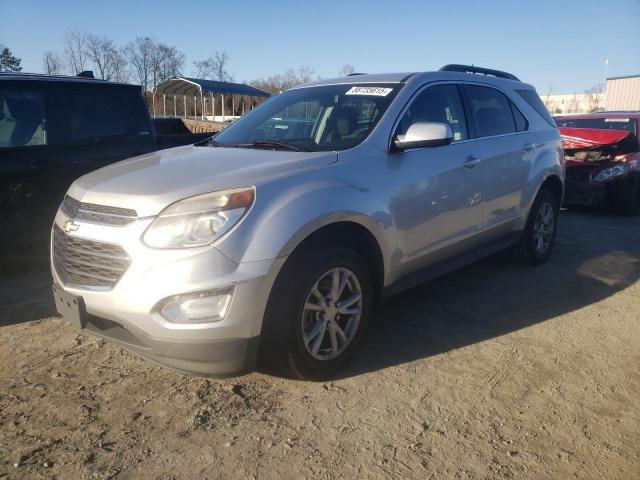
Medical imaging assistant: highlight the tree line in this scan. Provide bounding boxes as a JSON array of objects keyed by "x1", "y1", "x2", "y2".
[{"x1": 3, "y1": 33, "x2": 356, "y2": 97}]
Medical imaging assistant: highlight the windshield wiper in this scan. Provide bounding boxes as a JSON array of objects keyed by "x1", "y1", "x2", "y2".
[{"x1": 250, "y1": 141, "x2": 311, "y2": 152}]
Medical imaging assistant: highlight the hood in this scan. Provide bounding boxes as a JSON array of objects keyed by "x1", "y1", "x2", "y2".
[
  {"x1": 559, "y1": 127, "x2": 637, "y2": 153},
  {"x1": 68, "y1": 145, "x2": 337, "y2": 217}
]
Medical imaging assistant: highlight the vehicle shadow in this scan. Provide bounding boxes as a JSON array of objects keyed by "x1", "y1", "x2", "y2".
[
  {"x1": 1, "y1": 211, "x2": 639, "y2": 379},
  {"x1": 336, "y1": 209, "x2": 640, "y2": 379}
]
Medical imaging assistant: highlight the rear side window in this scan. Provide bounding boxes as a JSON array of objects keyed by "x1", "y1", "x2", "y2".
[
  {"x1": 68, "y1": 89, "x2": 129, "y2": 142},
  {"x1": 465, "y1": 85, "x2": 516, "y2": 137},
  {"x1": 0, "y1": 90, "x2": 47, "y2": 148},
  {"x1": 516, "y1": 89, "x2": 556, "y2": 127},
  {"x1": 396, "y1": 84, "x2": 468, "y2": 141}
]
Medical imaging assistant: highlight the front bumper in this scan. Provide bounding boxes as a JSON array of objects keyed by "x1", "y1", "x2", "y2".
[
  {"x1": 51, "y1": 209, "x2": 285, "y2": 376},
  {"x1": 564, "y1": 171, "x2": 638, "y2": 208}
]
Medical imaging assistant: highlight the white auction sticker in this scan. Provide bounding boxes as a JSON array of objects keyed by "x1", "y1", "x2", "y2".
[
  {"x1": 345, "y1": 86, "x2": 393, "y2": 96},
  {"x1": 605, "y1": 118, "x2": 629, "y2": 122}
]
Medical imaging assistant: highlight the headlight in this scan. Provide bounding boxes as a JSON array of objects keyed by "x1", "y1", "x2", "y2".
[
  {"x1": 593, "y1": 161, "x2": 637, "y2": 182},
  {"x1": 143, "y1": 187, "x2": 254, "y2": 249}
]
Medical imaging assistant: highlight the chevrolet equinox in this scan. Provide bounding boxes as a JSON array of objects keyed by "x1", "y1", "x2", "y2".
[{"x1": 52, "y1": 65, "x2": 564, "y2": 379}]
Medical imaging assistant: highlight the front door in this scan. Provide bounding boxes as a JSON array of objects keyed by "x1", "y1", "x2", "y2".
[{"x1": 389, "y1": 84, "x2": 484, "y2": 276}]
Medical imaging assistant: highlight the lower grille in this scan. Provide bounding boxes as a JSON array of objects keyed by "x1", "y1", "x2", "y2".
[{"x1": 53, "y1": 226, "x2": 130, "y2": 289}]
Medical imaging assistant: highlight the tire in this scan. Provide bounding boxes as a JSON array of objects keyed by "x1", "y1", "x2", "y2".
[
  {"x1": 260, "y1": 244, "x2": 374, "y2": 380},
  {"x1": 512, "y1": 188, "x2": 559, "y2": 266}
]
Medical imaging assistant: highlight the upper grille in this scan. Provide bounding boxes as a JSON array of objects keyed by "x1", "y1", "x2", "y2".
[
  {"x1": 61, "y1": 196, "x2": 137, "y2": 226},
  {"x1": 53, "y1": 226, "x2": 131, "y2": 289}
]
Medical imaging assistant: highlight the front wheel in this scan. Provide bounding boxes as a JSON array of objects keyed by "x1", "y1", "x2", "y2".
[
  {"x1": 512, "y1": 188, "x2": 559, "y2": 265},
  {"x1": 261, "y1": 245, "x2": 373, "y2": 380}
]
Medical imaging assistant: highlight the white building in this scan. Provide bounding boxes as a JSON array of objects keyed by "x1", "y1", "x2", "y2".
[
  {"x1": 543, "y1": 93, "x2": 604, "y2": 115},
  {"x1": 543, "y1": 74, "x2": 640, "y2": 115},
  {"x1": 605, "y1": 75, "x2": 640, "y2": 111}
]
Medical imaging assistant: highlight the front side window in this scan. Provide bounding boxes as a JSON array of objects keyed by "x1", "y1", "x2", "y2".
[
  {"x1": 213, "y1": 83, "x2": 401, "y2": 152},
  {"x1": 0, "y1": 90, "x2": 47, "y2": 148},
  {"x1": 68, "y1": 89, "x2": 128, "y2": 142},
  {"x1": 465, "y1": 85, "x2": 517, "y2": 137},
  {"x1": 396, "y1": 84, "x2": 468, "y2": 141}
]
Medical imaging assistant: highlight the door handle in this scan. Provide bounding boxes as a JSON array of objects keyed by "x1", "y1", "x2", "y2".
[
  {"x1": 522, "y1": 142, "x2": 536, "y2": 152},
  {"x1": 464, "y1": 155, "x2": 481, "y2": 169}
]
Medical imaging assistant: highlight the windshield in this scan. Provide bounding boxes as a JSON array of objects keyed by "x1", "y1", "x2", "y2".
[
  {"x1": 555, "y1": 117, "x2": 638, "y2": 135},
  {"x1": 212, "y1": 83, "x2": 401, "y2": 152}
]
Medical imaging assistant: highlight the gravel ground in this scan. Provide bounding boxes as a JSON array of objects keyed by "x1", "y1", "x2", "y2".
[{"x1": 1, "y1": 210, "x2": 639, "y2": 479}]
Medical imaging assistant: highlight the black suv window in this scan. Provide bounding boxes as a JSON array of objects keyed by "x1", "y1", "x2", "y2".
[
  {"x1": 397, "y1": 85, "x2": 468, "y2": 141},
  {"x1": 68, "y1": 89, "x2": 129, "y2": 142},
  {"x1": 465, "y1": 85, "x2": 517, "y2": 137},
  {"x1": 0, "y1": 90, "x2": 47, "y2": 149}
]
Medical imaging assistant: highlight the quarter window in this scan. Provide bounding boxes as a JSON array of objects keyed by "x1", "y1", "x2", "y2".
[
  {"x1": 465, "y1": 85, "x2": 517, "y2": 137},
  {"x1": 0, "y1": 90, "x2": 47, "y2": 148},
  {"x1": 396, "y1": 85, "x2": 468, "y2": 141},
  {"x1": 511, "y1": 102, "x2": 529, "y2": 132}
]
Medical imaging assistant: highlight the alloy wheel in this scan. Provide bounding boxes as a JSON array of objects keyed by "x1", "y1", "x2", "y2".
[{"x1": 301, "y1": 267, "x2": 363, "y2": 361}]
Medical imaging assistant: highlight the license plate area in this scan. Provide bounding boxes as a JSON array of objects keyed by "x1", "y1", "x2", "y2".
[{"x1": 52, "y1": 284, "x2": 86, "y2": 329}]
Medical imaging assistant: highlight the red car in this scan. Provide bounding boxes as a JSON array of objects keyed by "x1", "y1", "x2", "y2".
[{"x1": 555, "y1": 112, "x2": 640, "y2": 215}]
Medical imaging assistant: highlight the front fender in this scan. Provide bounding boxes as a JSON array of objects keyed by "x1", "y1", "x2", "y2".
[{"x1": 215, "y1": 175, "x2": 395, "y2": 278}]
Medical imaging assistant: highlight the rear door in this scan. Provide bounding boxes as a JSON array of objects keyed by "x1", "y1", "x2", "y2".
[{"x1": 462, "y1": 84, "x2": 531, "y2": 238}]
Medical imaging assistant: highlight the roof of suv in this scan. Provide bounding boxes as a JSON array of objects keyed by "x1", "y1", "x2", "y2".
[
  {"x1": 0, "y1": 72, "x2": 139, "y2": 88},
  {"x1": 291, "y1": 69, "x2": 529, "y2": 91}
]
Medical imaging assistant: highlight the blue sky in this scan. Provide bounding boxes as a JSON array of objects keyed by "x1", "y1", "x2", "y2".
[{"x1": 1, "y1": 0, "x2": 639, "y2": 94}]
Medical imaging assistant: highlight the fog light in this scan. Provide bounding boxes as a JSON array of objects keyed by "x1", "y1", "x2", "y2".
[{"x1": 158, "y1": 287, "x2": 235, "y2": 323}]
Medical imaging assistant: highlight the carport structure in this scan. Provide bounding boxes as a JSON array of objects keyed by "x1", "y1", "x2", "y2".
[{"x1": 152, "y1": 77, "x2": 271, "y2": 121}]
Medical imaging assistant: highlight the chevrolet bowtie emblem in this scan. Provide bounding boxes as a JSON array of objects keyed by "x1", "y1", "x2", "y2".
[{"x1": 63, "y1": 219, "x2": 79, "y2": 233}]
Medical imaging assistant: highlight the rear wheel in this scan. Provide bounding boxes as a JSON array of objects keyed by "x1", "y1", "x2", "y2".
[
  {"x1": 512, "y1": 188, "x2": 559, "y2": 265},
  {"x1": 261, "y1": 245, "x2": 373, "y2": 379}
]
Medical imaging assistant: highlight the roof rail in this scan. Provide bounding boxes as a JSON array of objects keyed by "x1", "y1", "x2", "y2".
[
  {"x1": 347, "y1": 72, "x2": 367, "y2": 76},
  {"x1": 439, "y1": 64, "x2": 520, "y2": 81}
]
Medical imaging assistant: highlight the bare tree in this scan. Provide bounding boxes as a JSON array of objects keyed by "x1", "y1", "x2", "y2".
[
  {"x1": 339, "y1": 64, "x2": 355, "y2": 76},
  {"x1": 585, "y1": 84, "x2": 604, "y2": 112},
  {"x1": 42, "y1": 51, "x2": 64, "y2": 75},
  {"x1": 193, "y1": 58, "x2": 215, "y2": 79},
  {"x1": 250, "y1": 65, "x2": 317, "y2": 94},
  {"x1": 151, "y1": 43, "x2": 185, "y2": 85},
  {"x1": 295, "y1": 65, "x2": 314, "y2": 84},
  {"x1": 64, "y1": 29, "x2": 88, "y2": 74},
  {"x1": 569, "y1": 94, "x2": 580, "y2": 114},
  {"x1": 112, "y1": 48, "x2": 129, "y2": 83},
  {"x1": 125, "y1": 37, "x2": 154, "y2": 90},
  {"x1": 85, "y1": 34, "x2": 122, "y2": 80},
  {"x1": 193, "y1": 51, "x2": 232, "y2": 81}
]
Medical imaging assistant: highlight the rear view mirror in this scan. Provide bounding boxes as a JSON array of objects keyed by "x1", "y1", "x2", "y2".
[{"x1": 393, "y1": 122, "x2": 453, "y2": 151}]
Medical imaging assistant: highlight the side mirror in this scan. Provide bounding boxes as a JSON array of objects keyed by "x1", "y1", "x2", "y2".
[{"x1": 393, "y1": 122, "x2": 453, "y2": 151}]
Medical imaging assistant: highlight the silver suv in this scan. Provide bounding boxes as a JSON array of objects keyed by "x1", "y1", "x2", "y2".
[{"x1": 51, "y1": 65, "x2": 564, "y2": 379}]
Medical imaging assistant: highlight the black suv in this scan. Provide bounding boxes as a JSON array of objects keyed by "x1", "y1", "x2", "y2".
[{"x1": 0, "y1": 73, "x2": 210, "y2": 258}]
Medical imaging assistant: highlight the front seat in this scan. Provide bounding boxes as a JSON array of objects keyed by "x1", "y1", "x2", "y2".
[{"x1": 321, "y1": 105, "x2": 358, "y2": 143}]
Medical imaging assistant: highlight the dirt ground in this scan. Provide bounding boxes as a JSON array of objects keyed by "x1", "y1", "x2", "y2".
[{"x1": 1, "y1": 210, "x2": 639, "y2": 480}]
